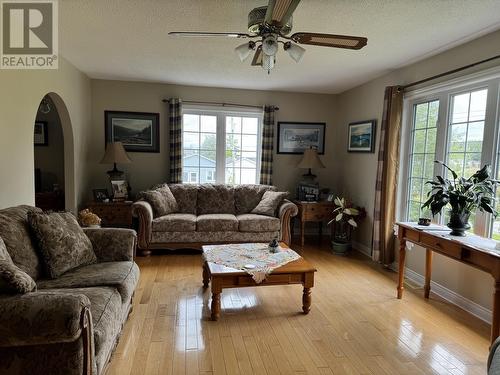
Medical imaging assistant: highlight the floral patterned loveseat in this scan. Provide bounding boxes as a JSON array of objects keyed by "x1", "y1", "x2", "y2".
[
  {"x1": 0, "y1": 205, "x2": 140, "y2": 375},
  {"x1": 132, "y1": 184, "x2": 298, "y2": 255}
]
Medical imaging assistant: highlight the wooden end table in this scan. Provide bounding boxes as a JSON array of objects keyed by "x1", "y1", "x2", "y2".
[
  {"x1": 87, "y1": 201, "x2": 133, "y2": 228},
  {"x1": 202, "y1": 243, "x2": 317, "y2": 321},
  {"x1": 293, "y1": 200, "x2": 335, "y2": 248}
]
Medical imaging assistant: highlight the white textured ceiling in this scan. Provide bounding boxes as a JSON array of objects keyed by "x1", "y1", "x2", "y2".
[{"x1": 60, "y1": 0, "x2": 500, "y2": 94}]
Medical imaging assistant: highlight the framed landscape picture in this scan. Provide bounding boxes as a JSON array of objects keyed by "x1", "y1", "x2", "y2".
[
  {"x1": 34, "y1": 121, "x2": 48, "y2": 146},
  {"x1": 105, "y1": 111, "x2": 160, "y2": 152},
  {"x1": 348, "y1": 120, "x2": 376, "y2": 152},
  {"x1": 277, "y1": 122, "x2": 326, "y2": 154}
]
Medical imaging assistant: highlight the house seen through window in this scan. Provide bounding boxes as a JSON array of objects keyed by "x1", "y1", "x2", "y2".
[{"x1": 182, "y1": 107, "x2": 262, "y2": 184}]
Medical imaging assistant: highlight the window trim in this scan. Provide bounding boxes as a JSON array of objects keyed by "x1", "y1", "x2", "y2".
[
  {"x1": 398, "y1": 66, "x2": 500, "y2": 238},
  {"x1": 182, "y1": 105, "x2": 263, "y2": 185}
]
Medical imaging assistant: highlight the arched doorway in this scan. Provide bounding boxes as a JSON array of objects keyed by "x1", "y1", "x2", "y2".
[{"x1": 33, "y1": 93, "x2": 75, "y2": 211}]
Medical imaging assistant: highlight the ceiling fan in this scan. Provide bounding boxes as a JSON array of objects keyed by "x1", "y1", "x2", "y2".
[{"x1": 169, "y1": 0, "x2": 367, "y2": 73}]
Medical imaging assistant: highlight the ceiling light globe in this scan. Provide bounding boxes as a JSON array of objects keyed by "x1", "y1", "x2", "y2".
[
  {"x1": 262, "y1": 35, "x2": 278, "y2": 56},
  {"x1": 262, "y1": 54, "x2": 275, "y2": 72},
  {"x1": 285, "y1": 43, "x2": 306, "y2": 63},
  {"x1": 235, "y1": 42, "x2": 254, "y2": 62}
]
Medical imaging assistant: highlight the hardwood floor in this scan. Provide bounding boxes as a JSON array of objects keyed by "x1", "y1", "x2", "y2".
[{"x1": 107, "y1": 238, "x2": 490, "y2": 375}]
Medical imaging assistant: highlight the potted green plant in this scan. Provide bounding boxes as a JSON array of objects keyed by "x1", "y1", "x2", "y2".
[
  {"x1": 328, "y1": 197, "x2": 366, "y2": 255},
  {"x1": 422, "y1": 161, "x2": 498, "y2": 236}
]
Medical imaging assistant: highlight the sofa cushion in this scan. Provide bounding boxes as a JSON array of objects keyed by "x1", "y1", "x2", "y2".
[
  {"x1": 37, "y1": 261, "x2": 139, "y2": 303},
  {"x1": 138, "y1": 184, "x2": 178, "y2": 218},
  {"x1": 251, "y1": 191, "x2": 289, "y2": 217},
  {"x1": 197, "y1": 214, "x2": 238, "y2": 232},
  {"x1": 28, "y1": 211, "x2": 97, "y2": 279},
  {"x1": 197, "y1": 184, "x2": 235, "y2": 214},
  {"x1": 0, "y1": 259, "x2": 37, "y2": 294},
  {"x1": 237, "y1": 214, "x2": 281, "y2": 232},
  {"x1": 51, "y1": 286, "x2": 123, "y2": 375},
  {"x1": 169, "y1": 184, "x2": 198, "y2": 214},
  {"x1": 0, "y1": 205, "x2": 43, "y2": 280},
  {"x1": 234, "y1": 184, "x2": 277, "y2": 215},
  {"x1": 0, "y1": 237, "x2": 12, "y2": 262},
  {"x1": 152, "y1": 213, "x2": 197, "y2": 232}
]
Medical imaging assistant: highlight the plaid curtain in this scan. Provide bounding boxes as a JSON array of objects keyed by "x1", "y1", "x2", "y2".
[
  {"x1": 169, "y1": 98, "x2": 182, "y2": 183},
  {"x1": 372, "y1": 86, "x2": 403, "y2": 265},
  {"x1": 259, "y1": 105, "x2": 276, "y2": 185}
]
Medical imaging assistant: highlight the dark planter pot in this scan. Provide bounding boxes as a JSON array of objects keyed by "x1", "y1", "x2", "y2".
[
  {"x1": 447, "y1": 211, "x2": 471, "y2": 236},
  {"x1": 331, "y1": 240, "x2": 351, "y2": 255}
]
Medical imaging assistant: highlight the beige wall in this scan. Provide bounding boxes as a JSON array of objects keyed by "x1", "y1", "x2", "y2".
[
  {"x1": 0, "y1": 57, "x2": 91, "y2": 212},
  {"x1": 335, "y1": 29, "x2": 500, "y2": 311},
  {"x1": 88, "y1": 80, "x2": 337, "y2": 199}
]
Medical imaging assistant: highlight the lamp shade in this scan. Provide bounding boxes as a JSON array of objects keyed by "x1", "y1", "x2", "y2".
[
  {"x1": 297, "y1": 148, "x2": 325, "y2": 169},
  {"x1": 100, "y1": 142, "x2": 132, "y2": 164}
]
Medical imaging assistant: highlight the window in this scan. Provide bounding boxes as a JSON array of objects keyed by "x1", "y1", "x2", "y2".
[
  {"x1": 182, "y1": 107, "x2": 262, "y2": 184},
  {"x1": 401, "y1": 71, "x2": 500, "y2": 238},
  {"x1": 407, "y1": 100, "x2": 439, "y2": 221}
]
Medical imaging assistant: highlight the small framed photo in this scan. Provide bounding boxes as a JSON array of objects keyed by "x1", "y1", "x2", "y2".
[
  {"x1": 34, "y1": 121, "x2": 48, "y2": 146},
  {"x1": 105, "y1": 111, "x2": 160, "y2": 153},
  {"x1": 277, "y1": 122, "x2": 326, "y2": 154},
  {"x1": 348, "y1": 120, "x2": 376, "y2": 152},
  {"x1": 93, "y1": 188, "x2": 110, "y2": 202},
  {"x1": 111, "y1": 180, "x2": 128, "y2": 200}
]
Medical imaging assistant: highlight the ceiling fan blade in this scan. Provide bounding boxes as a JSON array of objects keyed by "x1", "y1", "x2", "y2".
[
  {"x1": 251, "y1": 46, "x2": 263, "y2": 66},
  {"x1": 168, "y1": 31, "x2": 252, "y2": 38},
  {"x1": 265, "y1": 0, "x2": 301, "y2": 26},
  {"x1": 291, "y1": 32, "x2": 367, "y2": 50}
]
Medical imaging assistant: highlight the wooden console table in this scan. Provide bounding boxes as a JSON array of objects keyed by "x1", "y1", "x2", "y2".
[{"x1": 396, "y1": 222, "x2": 500, "y2": 344}]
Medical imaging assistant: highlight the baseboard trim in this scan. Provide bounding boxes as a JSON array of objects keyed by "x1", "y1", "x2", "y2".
[
  {"x1": 352, "y1": 241, "x2": 372, "y2": 257},
  {"x1": 390, "y1": 263, "x2": 492, "y2": 324}
]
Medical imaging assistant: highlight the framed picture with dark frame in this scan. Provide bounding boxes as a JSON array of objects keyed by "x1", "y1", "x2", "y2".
[
  {"x1": 277, "y1": 122, "x2": 326, "y2": 154},
  {"x1": 348, "y1": 120, "x2": 376, "y2": 153},
  {"x1": 92, "y1": 188, "x2": 110, "y2": 202},
  {"x1": 34, "y1": 121, "x2": 48, "y2": 146},
  {"x1": 105, "y1": 111, "x2": 160, "y2": 153}
]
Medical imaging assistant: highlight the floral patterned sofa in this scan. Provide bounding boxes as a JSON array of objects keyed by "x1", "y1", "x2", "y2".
[
  {"x1": 0, "y1": 205, "x2": 140, "y2": 375},
  {"x1": 132, "y1": 184, "x2": 298, "y2": 255}
]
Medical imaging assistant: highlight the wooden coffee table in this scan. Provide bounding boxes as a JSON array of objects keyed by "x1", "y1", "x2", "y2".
[{"x1": 202, "y1": 243, "x2": 317, "y2": 321}]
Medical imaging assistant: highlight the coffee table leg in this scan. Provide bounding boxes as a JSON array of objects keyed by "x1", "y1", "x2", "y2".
[
  {"x1": 211, "y1": 293, "x2": 221, "y2": 321},
  {"x1": 302, "y1": 287, "x2": 311, "y2": 314},
  {"x1": 202, "y1": 262, "x2": 209, "y2": 288}
]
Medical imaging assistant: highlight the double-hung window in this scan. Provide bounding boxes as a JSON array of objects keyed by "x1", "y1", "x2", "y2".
[
  {"x1": 401, "y1": 69, "x2": 500, "y2": 238},
  {"x1": 181, "y1": 106, "x2": 262, "y2": 185}
]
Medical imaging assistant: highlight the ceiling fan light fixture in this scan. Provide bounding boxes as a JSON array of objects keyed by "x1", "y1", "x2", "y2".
[
  {"x1": 235, "y1": 41, "x2": 256, "y2": 62},
  {"x1": 284, "y1": 42, "x2": 305, "y2": 63},
  {"x1": 262, "y1": 34, "x2": 278, "y2": 56},
  {"x1": 262, "y1": 53, "x2": 275, "y2": 73}
]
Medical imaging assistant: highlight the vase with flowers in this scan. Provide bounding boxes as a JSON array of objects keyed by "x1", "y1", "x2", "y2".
[{"x1": 328, "y1": 197, "x2": 366, "y2": 255}]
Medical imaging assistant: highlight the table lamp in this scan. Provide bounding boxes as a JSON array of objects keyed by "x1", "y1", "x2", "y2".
[
  {"x1": 297, "y1": 147, "x2": 325, "y2": 181},
  {"x1": 100, "y1": 142, "x2": 132, "y2": 180}
]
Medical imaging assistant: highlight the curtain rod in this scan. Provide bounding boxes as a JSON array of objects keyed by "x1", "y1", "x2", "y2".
[
  {"x1": 162, "y1": 99, "x2": 279, "y2": 111},
  {"x1": 403, "y1": 54, "x2": 500, "y2": 90}
]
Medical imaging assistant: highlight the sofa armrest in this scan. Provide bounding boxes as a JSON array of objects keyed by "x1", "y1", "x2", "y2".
[
  {"x1": 132, "y1": 200, "x2": 153, "y2": 250},
  {"x1": 278, "y1": 199, "x2": 298, "y2": 246},
  {"x1": 83, "y1": 227, "x2": 136, "y2": 261},
  {"x1": 0, "y1": 292, "x2": 91, "y2": 347}
]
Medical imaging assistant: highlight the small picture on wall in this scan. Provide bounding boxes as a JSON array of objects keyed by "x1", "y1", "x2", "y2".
[
  {"x1": 111, "y1": 180, "x2": 128, "y2": 200},
  {"x1": 105, "y1": 111, "x2": 160, "y2": 153},
  {"x1": 348, "y1": 120, "x2": 376, "y2": 152},
  {"x1": 34, "y1": 121, "x2": 48, "y2": 146},
  {"x1": 277, "y1": 122, "x2": 325, "y2": 154}
]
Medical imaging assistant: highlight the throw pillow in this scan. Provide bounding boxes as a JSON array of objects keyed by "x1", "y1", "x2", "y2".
[
  {"x1": 0, "y1": 259, "x2": 36, "y2": 294},
  {"x1": 251, "y1": 191, "x2": 288, "y2": 217},
  {"x1": 139, "y1": 185, "x2": 178, "y2": 217},
  {"x1": 0, "y1": 237, "x2": 12, "y2": 262},
  {"x1": 28, "y1": 211, "x2": 97, "y2": 279}
]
